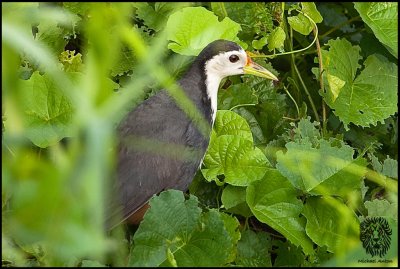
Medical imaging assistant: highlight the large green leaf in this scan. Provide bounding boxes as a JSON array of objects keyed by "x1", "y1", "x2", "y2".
[
  {"x1": 236, "y1": 230, "x2": 272, "y2": 267},
  {"x1": 310, "y1": 157, "x2": 367, "y2": 198},
  {"x1": 129, "y1": 190, "x2": 237, "y2": 267},
  {"x1": 213, "y1": 110, "x2": 253, "y2": 141},
  {"x1": 319, "y1": 38, "x2": 398, "y2": 128},
  {"x1": 246, "y1": 169, "x2": 314, "y2": 254},
  {"x1": 276, "y1": 139, "x2": 354, "y2": 192},
  {"x1": 321, "y1": 39, "x2": 398, "y2": 127},
  {"x1": 14, "y1": 71, "x2": 74, "y2": 148},
  {"x1": 165, "y1": 7, "x2": 241, "y2": 56},
  {"x1": 201, "y1": 135, "x2": 269, "y2": 186},
  {"x1": 354, "y1": 2, "x2": 398, "y2": 58},
  {"x1": 302, "y1": 196, "x2": 360, "y2": 253}
]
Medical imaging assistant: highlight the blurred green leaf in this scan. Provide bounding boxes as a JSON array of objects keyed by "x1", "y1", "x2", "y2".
[
  {"x1": 276, "y1": 139, "x2": 354, "y2": 192},
  {"x1": 236, "y1": 230, "x2": 272, "y2": 267},
  {"x1": 10, "y1": 71, "x2": 74, "y2": 148},
  {"x1": 302, "y1": 196, "x2": 360, "y2": 253},
  {"x1": 246, "y1": 169, "x2": 314, "y2": 254},
  {"x1": 132, "y1": 2, "x2": 192, "y2": 33},
  {"x1": 59, "y1": 50, "x2": 83, "y2": 72},
  {"x1": 354, "y1": 2, "x2": 398, "y2": 58},
  {"x1": 319, "y1": 38, "x2": 398, "y2": 128},
  {"x1": 364, "y1": 199, "x2": 398, "y2": 221},
  {"x1": 80, "y1": 260, "x2": 106, "y2": 267},
  {"x1": 129, "y1": 190, "x2": 236, "y2": 267},
  {"x1": 165, "y1": 7, "x2": 242, "y2": 56},
  {"x1": 36, "y1": 20, "x2": 68, "y2": 57},
  {"x1": 311, "y1": 157, "x2": 367, "y2": 198}
]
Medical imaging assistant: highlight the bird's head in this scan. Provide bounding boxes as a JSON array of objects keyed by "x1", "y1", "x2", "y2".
[{"x1": 199, "y1": 39, "x2": 278, "y2": 81}]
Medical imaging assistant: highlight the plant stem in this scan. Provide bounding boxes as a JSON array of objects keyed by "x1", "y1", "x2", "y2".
[
  {"x1": 229, "y1": 103, "x2": 256, "y2": 111},
  {"x1": 314, "y1": 27, "x2": 327, "y2": 135},
  {"x1": 292, "y1": 59, "x2": 319, "y2": 122}
]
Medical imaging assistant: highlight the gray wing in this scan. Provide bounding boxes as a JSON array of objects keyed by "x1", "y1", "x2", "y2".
[{"x1": 106, "y1": 90, "x2": 209, "y2": 229}]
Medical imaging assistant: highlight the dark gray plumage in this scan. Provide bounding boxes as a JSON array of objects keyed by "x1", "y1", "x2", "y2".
[{"x1": 106, "y1": 39, "x2": 277, "y2": 229}]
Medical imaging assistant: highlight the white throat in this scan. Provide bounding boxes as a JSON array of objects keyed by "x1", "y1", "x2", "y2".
[
  {"x1": 204, "y1": 72, "x2": 222, "y2": 124},
  {"x1": 203, "y1": 49, "x2": 247, "y2": 124}
]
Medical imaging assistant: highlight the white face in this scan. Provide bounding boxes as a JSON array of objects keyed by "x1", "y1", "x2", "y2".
[
  {"x1": 203, "y1": 49, "x2": 247, "y2": 123},
  {"x1": 204, "y1": 49, "x2": 248, "y2": 80}
]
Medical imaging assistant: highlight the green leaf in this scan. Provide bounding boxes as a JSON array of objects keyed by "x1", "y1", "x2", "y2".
[
  {"x1": 36, "y1": 20, "x2": 68, "y2": 57},
  {"x1": 382, "y1": 157, "x2": 398, "y2": 179},
  {"x1": 232, "y1": 107, "x2": 265, "y2": 145},
  {"x1": 63, "y1": 2, "x2": 91, "y2": 17},
  {"x1": 288, "y1": 13, "x2": 313, "y2": 35},
  {"x1": 110, "y1": 45, "x2": 136, "y2": 77},
  {"x1": 273, "y1": 240, "x2": 305, "y2": 266},
  {"x1": 246, "y1": 169, "x2": 314, "y2": 254},
  {"x1": 81, "y1": 260, "x2": 106, "y2": 267},
  {"x1": 165, "y1": 7, "x2": 242, "y2": 56},
  {"x1": 221, "y1": 185, "x2": 253, "y2": 217},
  {"x1": 59, "y1": 50, "x2": 83, "y2": 72},
  {"x1": 302, "y1": 196, "x2": 360, "y2": 253},
  {"x1": 310, "y1": 157, "x2": 367, "y2": 198},
  {"x1": 252, "y1": 36, "x2": 268, "y2": 50},
  {"x1": 130, "y1": 190, "x2": 234, "y2": 267},
  {"x1": 364, "y1": 199, "x2": 398, "y2": 221},
  {"x1": 301, "y1": 2, "x2": 323, "y2": 23},
  {"x1": 354, "y1": 2, "x2": 398, "y2": 58},
  {"x1": 15, "y1": 71, "x2": 74, "y2": 148},
  {"x1": 267, "y1": 27, "x2": 286, "y2": 51},
  {"x1": 236, "y1": 230, "x2": 272, "y2": 267},
  {"x1": 132, "y1": 2, "x2": 192, "y2": 33},
  {"x1": 213, "y1": 110, "x2": 253, "y2": 141},
  {"x1": 219, "y1": 213, "x2": 241, "y2": 263},
  {"x1": 201, "y1": 135, "x2": 269, "y2": 186},
  {"x1": 276, "y1": 139, "x2": 354, "y2": 192},
  {"x1": 320, "y1": 38, "x2": 398, "y2": 128},
  {"x1": 217, "y1": 83, "x2": 258, "y2": 111}
]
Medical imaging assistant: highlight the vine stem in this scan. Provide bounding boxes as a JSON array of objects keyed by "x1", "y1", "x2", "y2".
[
  {"x1": 249, "y1": 10, "x2": 319, "y2": 59},
  {"x1": 313, "y1": 27, "x2": 327, "y2": 135},
  {"x1": 229, "y1": 103, "x2": 256, "y2": 111}
]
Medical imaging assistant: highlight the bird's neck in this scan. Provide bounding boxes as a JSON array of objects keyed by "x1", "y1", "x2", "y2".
[{"x1": 180, "y1": 63, "x2": 222, "y2": 126}]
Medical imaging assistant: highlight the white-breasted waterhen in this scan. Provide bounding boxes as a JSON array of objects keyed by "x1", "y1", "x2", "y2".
[{"x1": 107, "y1": 39, "x2": 278, "y2": 229}]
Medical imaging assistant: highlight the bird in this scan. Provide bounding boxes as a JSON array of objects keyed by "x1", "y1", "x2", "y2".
[{"x1": 106, "y1": 39, "x2": 278, "y2": 229}]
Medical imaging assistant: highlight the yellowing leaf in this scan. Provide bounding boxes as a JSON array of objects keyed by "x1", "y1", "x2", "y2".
[
  {"x1": 319, "y1": 38, "x2": 398, "y2": 128},
  {"x1": 326, "y1": 73, "x2": 345, "y2": 102}
]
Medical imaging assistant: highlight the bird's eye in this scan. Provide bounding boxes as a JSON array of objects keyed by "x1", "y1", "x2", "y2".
[{"x1": 229, "y1": 55, "x2": 240, "y2": 63}]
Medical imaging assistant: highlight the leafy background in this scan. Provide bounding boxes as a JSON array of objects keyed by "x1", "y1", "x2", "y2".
[{"x1": 2, "y1": 2, "x2": 398, "y2": 267}]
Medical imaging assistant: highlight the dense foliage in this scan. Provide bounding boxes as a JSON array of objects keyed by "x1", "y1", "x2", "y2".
[{"x1": 2, "y1": 2, "x2": 398, "y2": 267}]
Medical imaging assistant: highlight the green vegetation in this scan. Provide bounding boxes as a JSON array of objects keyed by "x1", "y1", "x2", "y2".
[{"x1": 2, "y1": 2, "x2": 398, "y2": 267}]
